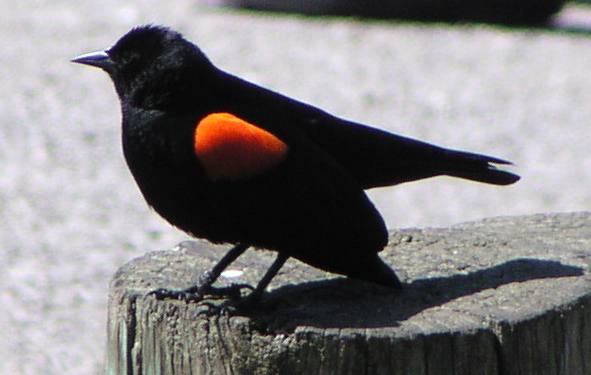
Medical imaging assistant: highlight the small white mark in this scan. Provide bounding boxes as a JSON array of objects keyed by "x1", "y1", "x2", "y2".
[{"x1": 221, "y1": 269, "x2": 244, "y2": 279}]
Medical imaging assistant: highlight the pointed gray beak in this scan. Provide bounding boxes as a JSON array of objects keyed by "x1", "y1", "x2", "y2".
[{"x1": 71, "y1": 50, "x2": 113, "y2": 70}]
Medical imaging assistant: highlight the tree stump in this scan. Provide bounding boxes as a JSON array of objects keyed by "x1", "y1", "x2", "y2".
[{"x1": 105, "y1": 213, "x2": 591, "y2": 375}]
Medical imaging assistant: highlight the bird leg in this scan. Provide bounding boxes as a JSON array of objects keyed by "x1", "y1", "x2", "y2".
[
  {"x1": 242, "y1": 252, "x2": 289, "y2": 306},
  {"x1": 205, "y1": 252, "x2": 289, "y2": 314},
  {"x1": 148, "y1": 243, "x2": 250, "y2": 302}
]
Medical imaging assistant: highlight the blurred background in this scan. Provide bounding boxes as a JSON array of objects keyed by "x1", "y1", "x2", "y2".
[{"x1": 0, "y1": 0, "x2": 589, "y2": 373}]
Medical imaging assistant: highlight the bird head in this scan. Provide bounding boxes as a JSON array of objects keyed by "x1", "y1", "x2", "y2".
[{"x1": 72, "y1": 25, "x2": 215, "y2": 110}]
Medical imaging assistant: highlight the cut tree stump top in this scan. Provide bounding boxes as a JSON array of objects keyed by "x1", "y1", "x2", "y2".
[{"x1": 106, "y1": 212, "x2": 591, "y2": 375}]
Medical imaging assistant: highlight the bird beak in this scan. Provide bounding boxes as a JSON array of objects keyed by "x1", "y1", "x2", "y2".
[{"x1": 71, "y1": 50, "x2": 113, "y2": 70}]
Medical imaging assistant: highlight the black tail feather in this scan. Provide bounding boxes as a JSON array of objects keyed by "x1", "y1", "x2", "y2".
[{"x1": 441, "y1": 149, "x2": 520, "y2": 186}]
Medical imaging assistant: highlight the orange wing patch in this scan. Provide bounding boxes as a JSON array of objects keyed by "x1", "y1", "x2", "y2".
[{"x1": 194, "y1": 113, "x2": 289, "y2": 181}]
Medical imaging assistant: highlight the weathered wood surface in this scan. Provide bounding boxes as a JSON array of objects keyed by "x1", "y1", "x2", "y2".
[{"x1": 105, "y1": 212, "x2": 591, "y2": 375}]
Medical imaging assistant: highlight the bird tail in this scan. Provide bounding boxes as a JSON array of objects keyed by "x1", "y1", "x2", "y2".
[
  {"x1": 324, "y1": 120, "x2": 520, "y2": 188},
  {"x1": 439, "y1": 149, "x2": 520, "y2": 186}
]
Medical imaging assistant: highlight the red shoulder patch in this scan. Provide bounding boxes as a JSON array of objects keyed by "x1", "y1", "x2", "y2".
[{"x1": 194, "y1": 113, "x2": 289, "y2": 181}]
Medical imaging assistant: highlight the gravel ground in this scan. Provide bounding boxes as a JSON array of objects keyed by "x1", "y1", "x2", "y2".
[{"x1": 0, "y1": 1, "x2": 589, "y2": 373}]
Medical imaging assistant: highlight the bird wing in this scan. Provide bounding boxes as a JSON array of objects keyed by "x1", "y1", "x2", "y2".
[
  {"x1": 188, "y1": 110, "x2": 388, "y2": 261},
  {"x1": 217, "y1": 71, "x2": 519, "y2": 189},
  {"x1": 194, "y1": 112, "x2": 289, "y2": 181}
]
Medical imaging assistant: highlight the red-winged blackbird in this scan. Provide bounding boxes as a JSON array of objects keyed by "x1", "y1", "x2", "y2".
[{"x1": 73, "y1": 25, "x2": 519, "y2": 305}]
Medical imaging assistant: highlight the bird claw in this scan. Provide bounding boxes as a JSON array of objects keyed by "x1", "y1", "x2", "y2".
[
  {"x1": 197, "y1": 301, "x2": 237, "y2": 316},
  {"x1": 197, "y1": 293, "x2": 260, "y2": 317}
]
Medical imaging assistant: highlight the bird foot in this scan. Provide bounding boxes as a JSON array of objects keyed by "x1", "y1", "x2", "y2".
[
  {"x1": 198, "y1": 291, "x2": 262, "y2": 316},
  {"x1": 147, "y1": 283, "x2": 254, "y2": 303},
  {"x1": 208, "y1": 283, "x2": 255, "y2": 300},
  {"x1": 147, "y1": 286, "x2": 206, "y2": 302}
]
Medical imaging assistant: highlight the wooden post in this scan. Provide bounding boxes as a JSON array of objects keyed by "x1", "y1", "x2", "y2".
[{"x1": 105, "y1": 213, "x2": 591, "y2": 375}]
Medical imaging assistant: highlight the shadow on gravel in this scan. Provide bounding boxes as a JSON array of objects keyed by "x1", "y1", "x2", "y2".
[
  {"x1": 210, "y1": 0, "x2": 566, "y2": 25},
  {"x1": 209, "y1": 1, "x2": 591, "y2": 37}
]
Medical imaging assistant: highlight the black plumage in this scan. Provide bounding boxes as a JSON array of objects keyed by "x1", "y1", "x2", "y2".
[{"x1": 73, "y1": 25, "x2": 519, "y2": 305}]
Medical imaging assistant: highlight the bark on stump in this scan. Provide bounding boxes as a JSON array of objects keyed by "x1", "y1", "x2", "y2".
[{"x1": 105, "y1": 212, "x2": 591, "y2": 375}]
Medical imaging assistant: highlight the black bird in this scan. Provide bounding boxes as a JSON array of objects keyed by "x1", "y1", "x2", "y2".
[{"x1": 72, "y1": 25, "x2": 519, "y2": 305}]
